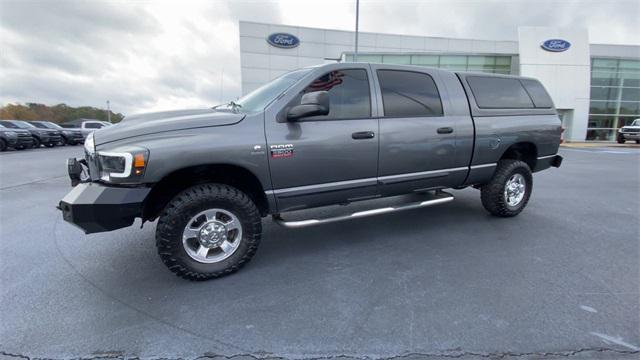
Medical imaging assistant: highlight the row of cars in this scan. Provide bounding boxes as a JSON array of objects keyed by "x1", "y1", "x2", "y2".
[{"x1": 0, "y1": 119, "x2": 111, "y2": 151}]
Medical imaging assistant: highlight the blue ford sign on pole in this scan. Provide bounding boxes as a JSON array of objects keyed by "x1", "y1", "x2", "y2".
[
  {"x1": 541, "y1": 39, "x2": 571, "y2": 52},
  {"x1": 267, "y1": 33, "x2": 300, "y2": 49}
]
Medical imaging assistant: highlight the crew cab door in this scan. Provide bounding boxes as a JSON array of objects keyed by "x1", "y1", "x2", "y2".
[
  {"x1": 265, "y1": 66, "x2": 379, "y2": 212},
  {"x1": 371, "y1": 65, "x2": 471, "y2": 195}
]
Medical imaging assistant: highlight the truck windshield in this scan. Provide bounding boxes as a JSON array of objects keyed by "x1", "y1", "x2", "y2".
[
  {"x1": 631, "y1": 119, "x2": 640, "y2": 126},
  {"x1": 217, "y1": 68, "x2": 312, "y2": 113}
]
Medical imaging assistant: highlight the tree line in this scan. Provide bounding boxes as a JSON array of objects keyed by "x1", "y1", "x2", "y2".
[{"x1": 0, "y1": 103, "x2": 124, "y2": 124}]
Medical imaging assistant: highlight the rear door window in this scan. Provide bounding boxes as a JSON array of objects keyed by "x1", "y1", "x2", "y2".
[
  {"x1": 467, "y1": 76, "x2": 534, "y2": 109},
  {"x1": 84, "y1": 123, "x2": 102, "y2": 129},
  {"x1": 377, "y1": 70, "x2": 443, "y2": 117}
]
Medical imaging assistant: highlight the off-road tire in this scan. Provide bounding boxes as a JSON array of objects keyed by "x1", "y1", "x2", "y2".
[
  {"x1": 480, "y1": 160, "x2": 533, "y2": 217},
  {"x1": 155, "y1": 183, "x2": 262, "y2": 281},
  {"x1": 0, "y1": 139, "x2": 6, "y2": 152}
]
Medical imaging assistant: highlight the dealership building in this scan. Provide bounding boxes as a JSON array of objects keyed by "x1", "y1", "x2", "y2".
[{"x1": 239, "y1": 21, "x2": 640, "y2": 142}]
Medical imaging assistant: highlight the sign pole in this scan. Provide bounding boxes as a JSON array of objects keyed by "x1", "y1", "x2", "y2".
[{"x1": 354, "y1": 0, "x2": 359, "y2": 62}]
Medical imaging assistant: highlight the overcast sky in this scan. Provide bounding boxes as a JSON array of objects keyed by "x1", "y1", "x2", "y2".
[{"x1": 1, "y1": 0, "x2": 639, "y2": 115}]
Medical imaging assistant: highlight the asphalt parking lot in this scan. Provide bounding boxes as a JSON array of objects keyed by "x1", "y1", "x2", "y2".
[{"x1": 1, "y1": 145, "x2": 638, "y2": 359}]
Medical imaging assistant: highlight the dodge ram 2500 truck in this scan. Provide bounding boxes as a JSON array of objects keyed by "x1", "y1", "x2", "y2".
[{"x1": 59, "y1": 63, "x2": 563, "y2": 281}]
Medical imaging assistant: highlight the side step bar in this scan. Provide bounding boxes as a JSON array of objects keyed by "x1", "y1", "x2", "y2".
[{"x1": 272, "y1": 191, "x2": 454, "y2": 228}]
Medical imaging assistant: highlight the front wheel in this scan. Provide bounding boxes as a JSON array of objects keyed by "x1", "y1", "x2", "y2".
[
  {"x1": 32, "y1": 138, "x2": 41, "y2": 148},
  {"x1": 0, "y1": 139, "x2": 6, "y2": 152},
  {"x1": 480, "y1": 160, "x2": 533, "y2": 217},
  {"x1": 617, "y1": 135, "x2": 626, "y2": 144},
  {"x1": 155, "y1": 183, "x2": 262, "y2": 281}
]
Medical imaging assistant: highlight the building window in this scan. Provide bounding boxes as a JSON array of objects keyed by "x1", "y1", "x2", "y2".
[
  {"x1": 342, "y1": 53, "x2": 513, "y2": 74},
  {"x1": 588, "y1": 58, "x2": 640, "y2": 141}
]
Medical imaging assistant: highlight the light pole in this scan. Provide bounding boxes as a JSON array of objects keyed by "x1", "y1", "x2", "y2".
[
  {"x1": 106, "y1": 100, "x2": 111, "y2": 123},
  {"x1": 354, "y1": 0, "x2": 360, "y2": 62}
]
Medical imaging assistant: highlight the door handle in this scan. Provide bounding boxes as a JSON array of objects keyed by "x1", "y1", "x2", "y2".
[
  {"x1": 437, "y1": 127, "x2": 454, "y2": 134},
  {"x1": 352, "y1": 131, "x2": 375, "y2": 140}
]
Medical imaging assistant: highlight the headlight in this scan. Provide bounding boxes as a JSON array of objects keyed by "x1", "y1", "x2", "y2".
[
  {"x1": 97, "y1": 147, "x2": 149, "y2": 184},
  {"x1": 5, "y1": 131, "x2": 17, "y2": 138},
  {"x1": 62, "y1": 130, "x2": 73, "y2": 136},
  {"x1": 84, "y1": 133, "x2": 95, "y2": 154}
]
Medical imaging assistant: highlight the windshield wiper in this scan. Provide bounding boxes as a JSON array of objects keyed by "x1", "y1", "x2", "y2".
[{"x1": 212, "y1": 101, "x2": 242, "y2": 111}]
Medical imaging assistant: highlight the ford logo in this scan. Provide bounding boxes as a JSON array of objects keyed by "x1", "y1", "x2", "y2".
[
  {"x1": 267, "y1": 33, "x2": 300, "y2": 49},
  {"x1": 541, "y1": 39, "x2": 571, "y2": 52}
]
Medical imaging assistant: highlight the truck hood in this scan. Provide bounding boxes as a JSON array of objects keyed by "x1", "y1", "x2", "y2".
[{"x1": 94, "y1": 109, "x2": 245, "y2": 145}]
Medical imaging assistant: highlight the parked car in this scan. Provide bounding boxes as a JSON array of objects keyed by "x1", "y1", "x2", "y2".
[
  {"x1": 0, "y1": 121, "x2": 38, "y2": 149},
  {"x1": 59, "y1": 63, "x2": 562, "y2": 281},
  {"x1": 29, "y1": 121, "x2": 84, "y2": 145},
  {"x1": 0, "y1": 123, "x2": 36, "y2": 151},
  {"x1": 617, "y1": 119, "x2": 640, "y2": 144},
  {"x1": 0, "y1": 120, "x2": 61, "y2": 148},
  {"x1": 61, "y1": 120, "x2": 112, "y2": 139}
]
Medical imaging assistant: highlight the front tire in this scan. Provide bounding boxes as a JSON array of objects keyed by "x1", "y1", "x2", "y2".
[
  {"x1": 32, "y1": 137, "x2": 41, "y2": 148},
  {"x1": 480, "y1": 160, "x2": 533, "y2": 217},
  {"x1": 617, "y1": 135, "x2": 626, "y2": 144},
  {"x1": 0, "y1": 139, "x2": 6, "y2": 152},
  {"x1": 155, "y1": 183, "x2": 262, "y2": 281}
]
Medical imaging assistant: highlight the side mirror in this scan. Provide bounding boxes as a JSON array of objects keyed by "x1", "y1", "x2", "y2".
[{"x1": 287, "y1": 91, "x2": 330, "y2": 121}]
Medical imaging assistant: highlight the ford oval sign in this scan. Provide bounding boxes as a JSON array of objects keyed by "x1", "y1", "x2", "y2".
[
  {"x1": 541, "y1": 39, "x2": 571, "y2": 52},
  {"x1": 267, "y1": 33, "x2": 300, "y2": 49}
]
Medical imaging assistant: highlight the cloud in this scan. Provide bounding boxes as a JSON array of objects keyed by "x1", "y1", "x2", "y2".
[{"x1": 0, "y1": 0, "x2": 638, "y2": 115}]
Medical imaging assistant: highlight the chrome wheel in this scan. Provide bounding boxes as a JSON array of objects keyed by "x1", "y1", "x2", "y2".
[
  {"x1": 504, "y1": 173, "x2": 526, "y2": 207},
  {"x1": 182, "y1": 208, "x2": 242, "y2": 263}
]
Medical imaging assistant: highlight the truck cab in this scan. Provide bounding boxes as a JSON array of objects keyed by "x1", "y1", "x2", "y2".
[{"x1": 59, "y1": 63, "x2": 562, "y2": 281}]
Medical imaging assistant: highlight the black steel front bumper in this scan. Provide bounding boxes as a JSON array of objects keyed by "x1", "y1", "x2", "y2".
[{"x1": 58, "y1": 182, "x2": 150, "y2": 234}]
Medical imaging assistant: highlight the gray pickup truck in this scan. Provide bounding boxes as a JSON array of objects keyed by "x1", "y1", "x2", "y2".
[{"x1": 59, "y1": 63, "x2": 562, "y2": 280}]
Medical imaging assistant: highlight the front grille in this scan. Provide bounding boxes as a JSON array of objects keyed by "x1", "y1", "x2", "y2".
[
  {"x1": 17, "y1": 133, "x2": 31, "y2": 139},
  {"x1": 622, "y1": 128, "x2": 640, "y2": 133}
]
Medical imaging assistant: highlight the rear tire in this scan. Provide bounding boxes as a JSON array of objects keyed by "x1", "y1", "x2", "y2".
[
  {"x1": 155, "y1": 183, "x2": 262, "y2": 281},
  {"x1": 480, "y1": 160, "x2": 533, "y2": 217}
]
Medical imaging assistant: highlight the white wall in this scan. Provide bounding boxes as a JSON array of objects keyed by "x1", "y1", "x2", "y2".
[{"x1": 518, "y1": 27, "x2": 591, "y2": 141}]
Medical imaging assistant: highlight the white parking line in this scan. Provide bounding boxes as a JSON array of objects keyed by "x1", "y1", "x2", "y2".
[{"x1": 591, "y1": 332, "x2": 640, "y2": 351}]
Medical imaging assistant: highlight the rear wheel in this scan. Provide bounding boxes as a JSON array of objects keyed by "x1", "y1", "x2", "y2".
[
  {"x1": 481, "y1": 160, "x2": 533, "y2": 217},
  {"x1": 155, "y1": 183, "x2": 262, "y2": 281}
]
